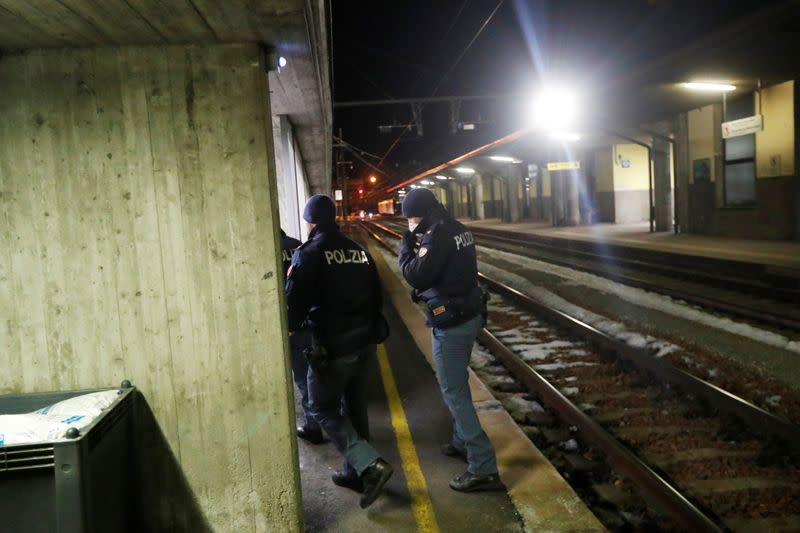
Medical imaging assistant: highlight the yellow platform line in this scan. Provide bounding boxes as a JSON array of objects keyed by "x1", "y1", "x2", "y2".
[{"x1": 377, "y1": 344, "x2": 440, "y2": 533}]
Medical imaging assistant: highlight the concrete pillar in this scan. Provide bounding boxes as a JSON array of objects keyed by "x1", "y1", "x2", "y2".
[
  {"x1": 447, "y1": 181, "x2": 461, "y2": 218},
  {"x1": 0, "y1": 45, "x2": 301, "y2": 532},
  {"x1": 473, "y1": 173, "x2": 486, "y2": 219},
  {"x1": 653, "y1": 136, "x2": 673, "y2": 231},
  {"x1": 502, "y1": 167, "x2": 519, "y2": 222},
  {"x1": 566, "y1": 169, "x2": 581, "y2": 226},
  {"x1": 674, "y1": 113, "x2": 690, "y2": 234}
]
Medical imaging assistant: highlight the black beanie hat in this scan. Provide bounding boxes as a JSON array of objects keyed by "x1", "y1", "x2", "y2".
[
  {"x1": 303, "y1": 194, "x2": 337, "y2": 224},
  {"x1": 402, "y1": 188, "x2": 439, "y2": 218}
]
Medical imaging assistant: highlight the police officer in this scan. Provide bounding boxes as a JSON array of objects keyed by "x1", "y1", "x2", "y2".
[
  {"x1": 281, "y1": 228, "x2": 324, "y2": 445},
  {"x1": 398, "y1": 188, "x2": 504, "y2": 492},
  {"x1": 285, "y1": 195, "x2": 393, "y2": 509}
]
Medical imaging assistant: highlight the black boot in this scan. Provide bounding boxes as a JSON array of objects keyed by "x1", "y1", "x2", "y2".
[
  {"x1": 440, "y1": 443, "x2": 468, "y2": 463},
  {"x1": 296, "y1": 425, "x2": 324, "y2": 444},
  {"x1": 359, "y1": 459, "x2": 394, "y2": 509},
  {"x1": 332, "y1": 469, "x2": 364, "y2": 493},
  {"x1": 449, "y1": 470, "x2": 505, "y2": 492}
]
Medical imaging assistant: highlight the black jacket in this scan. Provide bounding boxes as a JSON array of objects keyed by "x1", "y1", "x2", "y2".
[
  {"x1": 285, "y1": 223, "x2": 384, "y2": 356},
  {"x1": 399, "y1": 208, "x2": 480, "y2": 321},
  {"x1": 280, "y1": 229, "x2": 302, "y2": 277}
]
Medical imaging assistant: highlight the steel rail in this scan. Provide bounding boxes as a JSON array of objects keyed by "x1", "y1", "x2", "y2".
[{"x1": 360, "y1": 220, "x2": 726, "y2": 531}]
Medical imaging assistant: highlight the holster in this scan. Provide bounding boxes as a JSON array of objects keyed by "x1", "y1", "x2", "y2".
[
  {"x1": 303, "y1": 336, "x2": 330, "y2": 379},
  {"x1": 425, "y1": 286, "x2": 487, "y2": 329}
]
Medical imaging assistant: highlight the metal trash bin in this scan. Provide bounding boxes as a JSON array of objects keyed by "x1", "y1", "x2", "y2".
[{"x1": 0, "y1": 382, "x2": 135, "y2": 533}]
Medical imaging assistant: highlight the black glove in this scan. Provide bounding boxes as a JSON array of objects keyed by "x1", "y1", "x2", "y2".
[
  {"x1": 304, "y1": 343, "x2": 329, "y2": 381},
  {"x1": 402, "y1": 230, "x2": 417, "y2": 250}
]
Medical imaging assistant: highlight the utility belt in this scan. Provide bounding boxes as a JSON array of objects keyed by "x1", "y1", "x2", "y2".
[
  {"x1": 303, "y1": 315, "x2": 390, "y2": 378},
  {"x1": 424, "y1": 286, "x2": 488, "y2": 329}
]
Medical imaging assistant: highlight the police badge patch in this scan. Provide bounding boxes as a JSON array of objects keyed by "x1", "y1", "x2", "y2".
[{"x1": 418, "y1": 247, "x2": 428, "y2": 257}]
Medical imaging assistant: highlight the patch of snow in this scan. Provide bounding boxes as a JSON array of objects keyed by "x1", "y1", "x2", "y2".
[
  {"x1": 558, "y1": 438, "x2": 580, "y2": 452},
  {"x1": 478, "y1": 260, "x2": 684, "y2": 359},
  {"x1": 765, "y1": 395, "x2": 782, "y2": 408},
  {"x1": 514, "y1": 340, "x2": 575, "y2": 362}
]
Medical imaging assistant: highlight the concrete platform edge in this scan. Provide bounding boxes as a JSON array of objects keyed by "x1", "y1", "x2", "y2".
[{"x1": 366, "y1": 235, "x2": 606, "y2": 533}]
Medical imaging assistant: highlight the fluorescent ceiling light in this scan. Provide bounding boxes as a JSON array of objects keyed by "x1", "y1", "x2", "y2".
[
  {"x1": 550, "y1": 131, "x2": 581, "y2": 142},
  {"x1": 410, "y1": 184, "x2": 419, "y2": 189},
  {"x1": 489, "y1": 155, "x2": 522, "y2": 164},
  {"x1": 682, "y1": 81, "x2": 735, "y2": 92},
  {"x1": 435, "y1": 175, "x2": 450, "y2": 180},
  {"x1": 420, "y1": 180, "x2": 434, "y2": 185},
  {"x1": 455, "y1": 167, "x2": 475, "y2": 175}
]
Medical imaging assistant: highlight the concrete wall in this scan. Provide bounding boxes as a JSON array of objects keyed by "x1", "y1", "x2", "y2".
[
  {"x1": 688, "y1": 104, "x2": 719, "y2": 185},
  {"x1": 0, "y1": 44, "x2": 300, "y2": 531},
  {"x1": 593, "y1": 149, "x2": 615, "y2": 222},
  {"x1": 756, "y1": 80, "x2": 795, "y2": 179},
  {"x1": 612, "y1": 143, "x2": 650, "y2": 223}
]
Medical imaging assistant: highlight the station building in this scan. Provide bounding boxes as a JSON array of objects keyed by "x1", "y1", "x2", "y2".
[{"x1": 397, "y1": 79, "x2": 798, "y2": 242}]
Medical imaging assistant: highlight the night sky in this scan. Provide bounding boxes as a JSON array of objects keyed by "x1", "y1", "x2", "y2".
[{"x1": 331, "y1": 0, "x2": 791, "y2": 200}]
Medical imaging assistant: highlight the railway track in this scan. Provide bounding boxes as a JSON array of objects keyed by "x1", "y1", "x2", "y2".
[
  {"x1": 373, "y1": 217, "x2": 800, "y2": 335},
  {"x1": 360, "y1": 220, "x2": 800, "y2": 533}
]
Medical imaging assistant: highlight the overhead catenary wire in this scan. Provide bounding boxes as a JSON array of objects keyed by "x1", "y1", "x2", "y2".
[{"x1": 376, "y1": 0, "x2": 507, "y2": 170}]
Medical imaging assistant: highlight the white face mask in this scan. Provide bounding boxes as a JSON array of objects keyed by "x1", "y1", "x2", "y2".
[{"x1": 408, "y1": 221, "x2": 419, "y2": 233}]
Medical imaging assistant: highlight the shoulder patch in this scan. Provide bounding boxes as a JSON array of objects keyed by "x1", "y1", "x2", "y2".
[{"x1": 418, "y1": 247, "x2": 429, "y2": 257}]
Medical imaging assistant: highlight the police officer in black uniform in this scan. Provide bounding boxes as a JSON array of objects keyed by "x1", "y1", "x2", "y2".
[
  {"x1": 399, "y1": 188, "x2": 504, "y2": 492},
  {"x1": 285, "y1": 195, "x2": 393, "y2": 509},
  {"x1": 281, "y1": 228, "x2": 324, "y2": 444}
]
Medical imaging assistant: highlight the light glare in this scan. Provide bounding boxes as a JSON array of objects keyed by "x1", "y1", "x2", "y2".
[
  {"x1": 278, "y1": 56, "x2": 287, "y2": 68},
  {"x1": 683, "y1": 82, "x2": 735, "y2": 92},
  {"x1": 455, "y1": 167, "x2": 475, "y2": 175},
  {"x1": 550, "y1": 131, "x2": 581, "y2": 142},
  {"x1": 533, "y1": 88, "x2": 579, "y2": 129}
]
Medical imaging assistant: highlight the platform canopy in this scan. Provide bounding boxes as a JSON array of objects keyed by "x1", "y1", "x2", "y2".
[{"x1": 0, "y1": 0, "x2": 332, "y2": 193}]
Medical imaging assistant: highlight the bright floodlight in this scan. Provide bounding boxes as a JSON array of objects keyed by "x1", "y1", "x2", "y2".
[
  {"x1": 455, "y1": 167, "x2": 475, "y2": 175},
  {"x1": 550, "y1": 131, "x2": 581, "y2": 142},
  {"x1": 435, "y1": 175, "x2": 449, "y2": 180},
  {"x1": 369, "y1": 175, "x2": 377, "y2": 183},
  {"x1": 278, "y1": 56, "x2": 287, "y2": 68},
  {"x1": 683, "y1": 81, "x2": 735, "y2": 92},
  {"x1": 533, "y1": 87, "x2": 579, "y2": 129}
]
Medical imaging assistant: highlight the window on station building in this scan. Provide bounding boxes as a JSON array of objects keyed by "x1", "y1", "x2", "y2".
[{"x1": 723, "y1": 94, "x2": 756, "y2": 207}]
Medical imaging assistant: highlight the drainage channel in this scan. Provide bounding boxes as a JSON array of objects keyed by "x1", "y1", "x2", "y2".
[{"x1": 361, "y1": 220, "x2": 800, "y2": 533}]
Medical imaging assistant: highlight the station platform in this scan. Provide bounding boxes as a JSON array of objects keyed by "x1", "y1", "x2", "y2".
[
  {"x1": 295, "y1": 231, "x2": 604, "y2": 532},
  {"x1": 460, "y1": 219, "x2": 800, "y2": 271}
]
